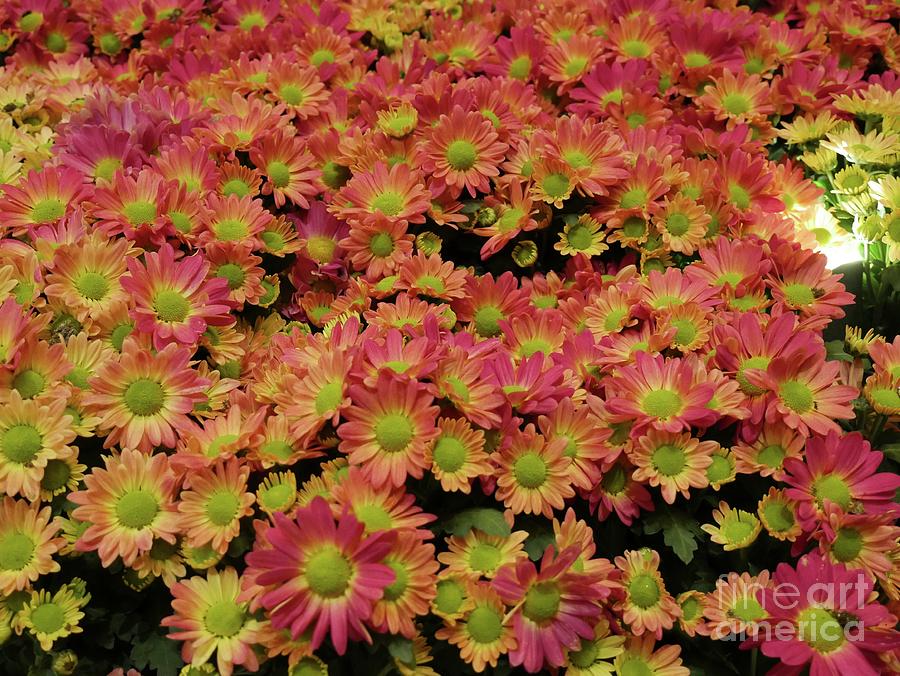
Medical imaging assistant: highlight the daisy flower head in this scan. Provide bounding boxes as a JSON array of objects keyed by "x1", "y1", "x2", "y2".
[
  {"x1": 630, "y1": 429, "x2": 716, "y2": 504},
  {"x1": 339, "y1": 213, "x2": 414, "y2": 279},
  {"x1": 243, "y1": 497, "x2": 396, "y2": 654},
  {"x1": 0, "y1": 392, "x2": 75, "y2": 502},
  {"x1": 435, "y1": 582, "x2": 517, "y2": 672},
  {"x1": 493, "y1": 423, "x2": 575, "y2": 518},
  {"x1": 70, "y1": 448, "x2": 179, "y2": 567},
  {"x1": 555, "y1": 214, "x2": 608, "y2": 258},
  {"x1": 89, "y1": 170, "x2": 171, "y2": 246},
  {"x1": 338, "y1": 373, "x2": 439, "y2": 488},
  {"x1": 705, "y1": 570, "x2": 771, "y2": 640},
  {"x1": 564, "y1": 618, "x2": 626, "y2": 675},
  {"x1": 605, "y1": 352, "x2": 717, "y2": 437},
  {"x1": 492, "y1": 545, "x2": 604, "y2": 673},
  {"x1": 84, "y1": 338, "x2": 209, "y2": 451},
  {"x1": 121, "y1": 243, "x2": 232, "y2": 350},
  {"x1": 396, "y1": 252, "x2": 468, "y2": 301},
  {"x1": 0, "y1": 496, "x2": 64, "y2": 595},
  {"x1": 757, "y1": 487, "x2": 802, "y2": 542},
  {"x1": 0, "y1": 167, "x2": 90, "y2": 236},
  {"x1": 615, "y1": 548, "x2": 680, "y2": 638},
  {"x1": 201, "y1": 194, "x2": 272, "y2": 247},
  {"x1": 162, "y1": 567, "x2": 262, "y2": 676},
  {"x1": 425, "y1": 416, "x2": 492, "y2": 494},
  {"x1": 249, "y1": 129, "x2": 320, "y2": 208},
  {"x1": 14, "y1": 582, "x2": 90, "y2": 652},
  {"x1": 419, "y1": 107, "x2": 508, "y2": 198},
  {"x1": 177, "y1": 459, "x2": 255, "y2": 555},
  {"x1": 701, "y1": 501, "x2": 762, "y2": 551},
  {"x1": 438, "y1": 529, "x2": 529, "y2": 582},
  {"x1": 817, "y1": 505, "x2": 897, "y2": 583},
  {"x1": 333, "y1": 161, "x2": 430, "y2": 227}
]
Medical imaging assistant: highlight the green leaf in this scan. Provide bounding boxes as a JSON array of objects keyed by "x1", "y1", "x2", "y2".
[
  {"x1": 523, "y1": 528, "x2": 556, "y2": 561},
  {"x1": 387, "y1": 637, "x2": 415, "y2": 666},
  {"x1": 882, "y1": 443, "x2": 900, "y2": 463},
  {"x1": 130, "y1": 632, "x2": 181, "y2": 676},
  {"x1": 825, "y1": 340, "x2": 853, "y2": 362},
  {"x1": 882, "y1": 264, "x2": 900, "y2": 292},
  {"x1": 444, "y1": 508, "x2": 511, "y2": 537},
  {"x1": 644, "y1": 511, "x2": 702, "y2": 563}
]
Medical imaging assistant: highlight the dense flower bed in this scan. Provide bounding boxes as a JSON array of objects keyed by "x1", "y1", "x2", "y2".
[{"x1": 0, "y1": 1, "x2": 898, "y2": 675}]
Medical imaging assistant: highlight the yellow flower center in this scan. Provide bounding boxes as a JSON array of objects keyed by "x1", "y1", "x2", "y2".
[
  {"x1": 466, "y1": 606, "x2": 503, "y2": 643},
  {"x1": 305, "y1": 547, "x2": 352, "y2": 598},
  {"x1": 432, "y1": 435, "x2": 467, "y2": 472},
  {"x1": 446, "y1": 140, "x2": 478, "y2": 171},
  {"x1": 651, "y1": 444, "x2": 686, "y2": 477},
  {"x1": 0, "y1": 532, "x2": 34, "y2": 570},
  {"x1": 207, "y1": 491, "x2": 240, "y2": 526},
  {"x1": 778, "y1": 379, "x2": 814, "y2": 413},
  {"x1": 641, "y1": 389, "x2": 683, "y2": 419},
  {"x1": 797, "y1": 607, "x2": 845, "y2": 654},
  {"x1": 374, "y1": 413, "x2": 414, "y2": 453}
]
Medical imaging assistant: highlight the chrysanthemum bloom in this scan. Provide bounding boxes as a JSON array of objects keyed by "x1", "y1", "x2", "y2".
[
  {"x1": 704, "y1": 571, "x2": 771, "y2": 639},
  {"x1": 70, "y1": 448, "x2": 179, "y2": 567},
  {"x1": 121, "y1": 244, "x2": 232, "y2": 350},
  {"x1": 555, "y1": 215, "x2": 608, "y2": 257},
  {"x1": 243, "y1": 497, "x2": 396, "y2": 653},
  {"x1": 538, "y1": 399, "x2": 615, "y2": 490},
  {"x1": 757, "y1": 552, "x2": 900, "y2": 675},
  {"x1": 675, "y1": 590, "x2": 710, "y2": 638},
  {"x1": 615, "y1": 549, "x2": 680, "y2": 638},
  {"x1": 0, "y1": 337, "x2": 71, "y2": 405},
  {"x1": 0, "y1": 392, "x2": 75, "y2": 501},
  {"x1": 200, "y1": 194, "x2": 272, "y2": 247},
  {"x1": 436, "y1": 582, "x2": 517, "y2": 672},
  {"x1": 614, "y1": 634, "x2": 689, "y2": 676},
  {"x1": 337, "y1": 374, "x2": 439, "y2": 488},
  {"x1": 0, "y1": 167, "x2": 90, "y2": 236},
  {"x1": 162, "y1": 567, "x2": 262, "y2": 676},
  {"x1": 493, "y1": 423, "x2": 574, "y2": 518},
  {"x1": 745, "y1": 350, "x2": 857, "y2": 437},
  {"x1": 90, "y1": 170, "x2": 172, "y2": 245},
  {"x1": 419, "y1": 107, "x2": 508, "y2": 198},
  {"x1": 733, "y1": 422, "x2": 804, "y2": 479},
  {"x1": 439, "y1": 529, "x2": 529, "y2": 581},
  {"x1": 84, "y1": 338, "x2": 209, "y2": 451},
  {"x1": 783, "y1": 431, "x2": 900, "y2": 532},
  {"x1": 278, "y1": 350, "x2": 351, "y2": 445},
  {"x1": 369, "y1": 532, "x2": 438, "y2": 638},
  {"x1": 543, "y1": 117, "x2": 627, "y2": 198},
  {"x1": 716, "y1": 151, "x2": 784, "y2": 215},
  {"x1": 396, "y1": 252, "x2": 468, "y2": 301},
  {"x1": 766, "y1": 243, "x2": 854, "y2": 325},
  {"x1": 630, "y1": 429, "x2": 716, "y2": 504},
  {"x1": 333, "y1": 162, "x2": 431, "y2": 227},
  {"x1": 757, "y1": 488, "x2": 802, "y2": 542},
  {"x1": 0, "y1": 496, "x2": 64, "y2": 595},
  {"x1": 701, "y1": 501, "x2": 762, "y2": 551},
  {"x1": 563, "y1": 617, "x2": 626, "y2": 675},
  {"x1": 605, "y1": 352, "x2": 717, "y2": 436},
  {"x1": 340, "y1": 213, "x2": 414, "y2": 278},
  {"x1": 178, "y1": 459, "x2": 255, "y2": 555},
  {"x1": 249, "y1": 129, "x2": 320, "y2": 208},
  {"x1": 13, "y1": 582, "x2": 90, "y2": 652},
  {"x1": 817, "y1": 505, "x2": 897, "y2": 584},
  {"x1": 425, "y1": 416, "x2": 492, "y2": 494},
  {"x1": 452, "y1": 271, "x2": 530, "y2": 339}
]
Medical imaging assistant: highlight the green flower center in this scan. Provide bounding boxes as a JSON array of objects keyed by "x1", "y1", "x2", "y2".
[
  {"x1": 758, "y1": 444, "x2": 785, "y2": 469},
  {"x1": 519, "y1": 338, "x2": 552, "y2": 358},
  {"x1": 382, "y1": 560, "x2": 409, "y2": 602},
  {"x1": 446, "y1": 140, "x2": 478, "y2": 171},
  {"x1": 0, "y1": 532, "x2": 34, "y2": 570},
  {"x1": 497, "y1": 207, "x2": 523, "y2": 233},
  {"x1": 279, "y1": 84, "x2": 305, "y2": 106},
  {"x1": 542, "y1": 172, "x2": 570, "y2": 199},
  {"x1": 783, "y1": 283, "x2": 815, "y2": 307},
  {"x1": 123, "y1": 201, "x2": 157, "y2": 225},
  {"x1": 261, "y1": 231, "x2": 284, "y2": 253},
  {"x1": 651, "y1": 444, "x2": 686, "y2": 477},
  {"x1": 94, "y1": 157, "x2": 122, "y2": 182},
  {"x1": 722, "y1": 93, "x2": 750, "y2": 116},
  {"x1": 620, "y1": 188, "x2": 647, "y2": 210},
  {"x1": 305, "y1": 547, "x2": 352, "y2": 598},
  {"x1": 306, "y1": 235, "x2": 335, "y2": 264},
  {"x1": 569, "y1": 637, "x2": 600, "y2": 667},
  {"x1": 432, "y1": 435, "x2": 467, "y2": 472},
  {"x1": 468, "y1": 543, "x2": 502, "y2": 574},
  {"x1": 207, "y1": 491, "x2": 240, "y2": 526},
  {"x1": 310, "y1": 48, "x2": 335, "y2": 66},
  {"x1": 731, "y1": 596, "x2": 766, "y2": 622},
  {"x1": 508, "y1": 55, "x2": 531, "y2": 80},
  {"x1": 19, "y1": 11, "x2": 44, "y2": 32},
  {"x1": 619, "y1": 656, "x2": 654, "y2": 676},
  {"x1": 473, "y1": 306, "x2": 503, "y2": 337},
  {"x1": 434, "y1": 579, "x2": 465, "y2": 614},
  {"x1": 622, "y1": 216, "x2": 647, "y2": 238},
  {"x1": 566, "y1": 223, "x2": 594, "y2": 250},
  {"x1": 778, "y1": 379, "x2": 814, "y2": 413},
  {"x1": 622, "y1": 40, "x2": 650, "y2": 58},
  {"x1": 514, "y1": 452, "x2": 548, "y2": 489},
  {"x1": 564, "y1": 56, "x2": 588, "y2": 77},
  {"x1": 204, "y1": 600, "x2": 245, "y2": 638},
  {"x1": 416, "y1": 275, "x2": 445, "y2": 294},
  {"x1": 153, "y1": 289, "x2": 190, "y2": 323},
  {"x1": 321, "y1": 161, "x2": 350, "y2": 189},
  {"x1": 216, "y1": 263, "x2": 245, "y2": 290},
  {"x1": 30, "y1": 199, "x2": 64, "y2": 224},
  {"x1": 467, "y1": 606, "x2": 503, "y2": 643},
  {"x1": 831, "y1": 527, "x2": 863, "y2": 562},
  {"x1": 354, "y1": 503, "x2": 392, "y2": 531},
  {"x1": 41, "y1": 459, "x2": 72, "y2": 492},
  {"x1": 666, "y1": 213, "x2": 690, "y2": 236},
  {"x1": 813, "y1": 474, "x2": 851, "y2": 510},
  {"x1": 259, "y1": 482, "x2": 294, "y2": 510},
  {"x1": 762, "y1": 500, "x2": 794, "y2": 532},
  {"x1": 222, "y1": 178, "x2": 250, "y2": 197},
  {"x1": 374, "y1": 413, "x2": 414, "y2": 453},
  {"x1": 736, "y1": 355, "x2": 771, "y2": 395},
  {"x1": 627, "y1": 112, "x2": 646, "y2": 128},
  {"x1": 523, "y1": 582, "x2": 561, "y2": 622},
  {"x1": 601, "y1": 465, "x2": 627, "y2": 494},
  {"x1": 169, "y1": 211, "x2": 192, "y2": 234},
  {"x1": 30, "y1": 602, "x2": 65, "y2": 634},
  {"x1": 369, "y1": 232, "x2": 394, "y2": 257},
  {"x1": 672, "y1": 319, "x2": 698, "y2": 346},
  {"x1": 46, "y1": 31, "x2": 67, "y2": 53},
  {"x1": 215, "y1": 218, "x2": 248, "y2": 241},
  {"x1": 115, "y1": 489, "x2": 159, "y2": 529},
  {"x1": 13, "y1": 369, "x2": 45, "y2": 399},
  {"x1": 314, "y1": 381, "x2": 343, "y2": 416},
  {"x1": 715, "y1": 271, "x2": 744, "y2": 287},
  {"x1": 267, "y1": 161, "x2": 291, "y2": 188},
  {"x1": 74, "y1": 271, "x2": 110, "y2": 301},
  {"x1": 707, "y1": 454, "x2": 733, "y2": 484},
  {"x1": 684, "y1": 51, "x2": 711, "y2": 68},
  {"x1": 728, "y1": 183, "x2": 751, "y2": 209},
  {"x1": 1, "y1": 424, "x2": 43, "y2": 464},
  {"x1": 239, "y1": 12, "x2": 267, "y2": 30},
  {"x1": 641, "y1": 389, "x2": 683, "y2": 419},
  {"x1": 629, "y1": 573, "x2": 661, "y2": 609},
  {"x1": 870, "y1": 386, "x2": 900, "y2": 410},
  {"x1": 681, "y1": 596, "x2": 701, "y2": 621},
  {"x1": 721, "y1": 514, "x2": 758, "y2": 543},
  {"x1": 110, "y1": 323, "x2": 134, "y2": 351},
  {"x1": 371, "y1": 191, "x2": 404, "y2": 217},
  {"x1": 123, "y1": 378, "x2": 165, "y2": 416},
  {"x1": 797, "y1": 607, "x2": 845, "y2": 654},
  {"x1": 206, "y1": 433, "x2": 239, "y2": 458}
]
